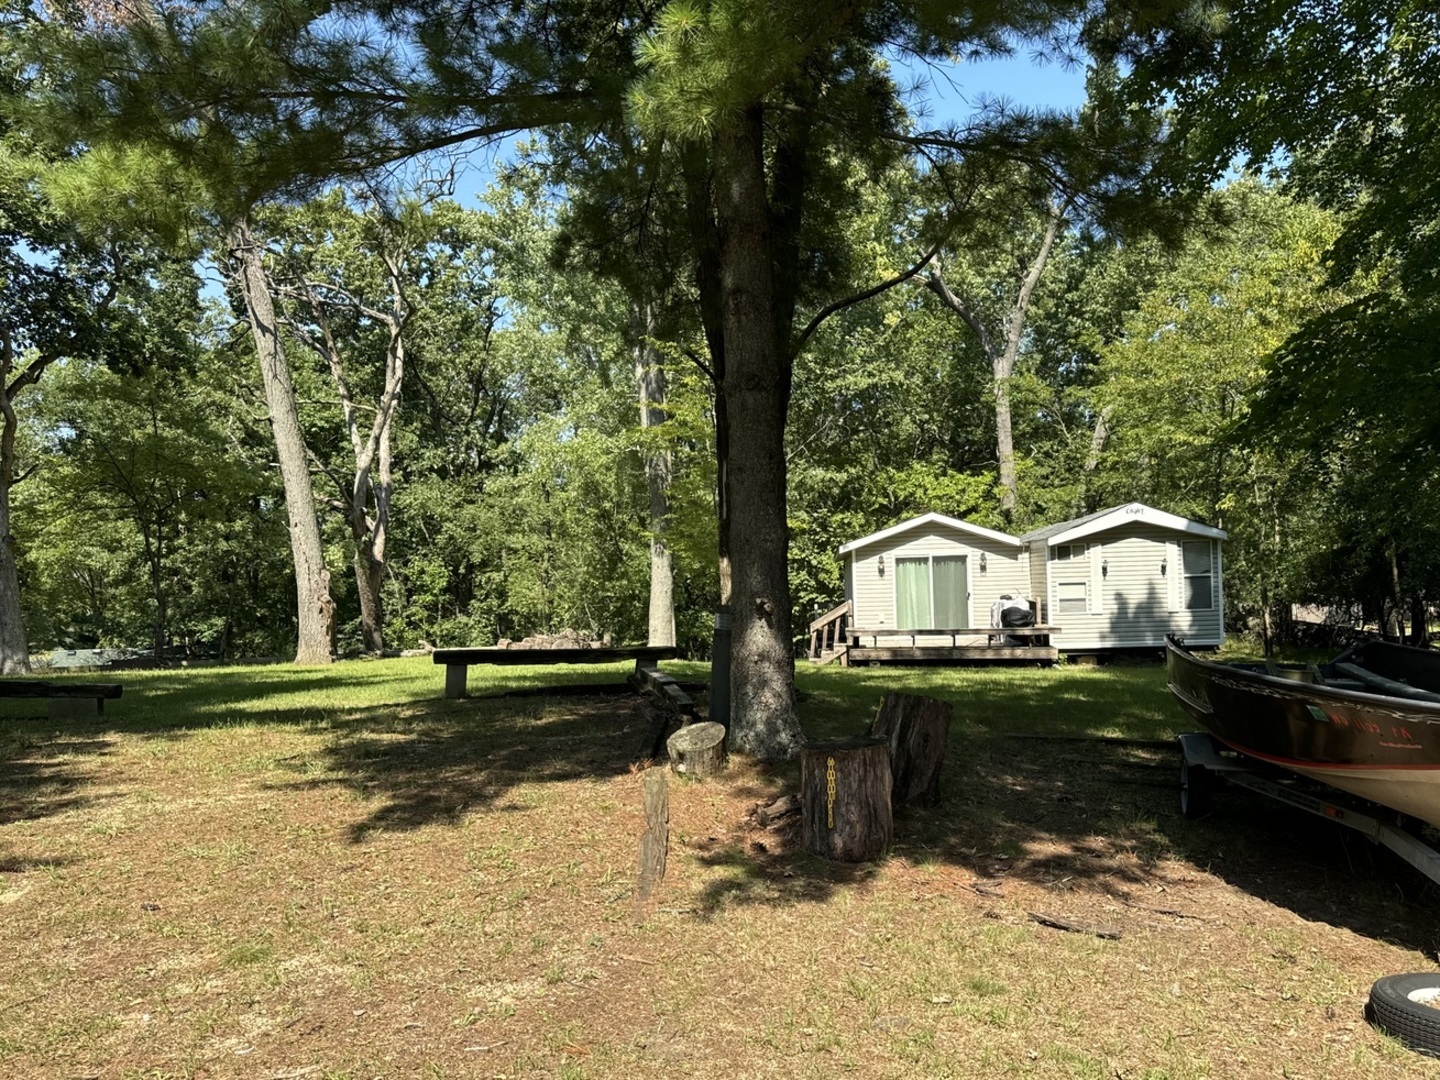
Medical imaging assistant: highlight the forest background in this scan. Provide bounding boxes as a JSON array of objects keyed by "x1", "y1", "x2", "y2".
[{"x1": 0, "y1": 0, "x2": 1434, "y2": 700}]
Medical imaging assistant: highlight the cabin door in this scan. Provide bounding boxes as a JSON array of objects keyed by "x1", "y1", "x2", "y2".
[
  {"x1": 895, "y1": 558, "x2": 931, "y2": 629},
  {"x1": 895, "y1": 555, "x2": 969, "y2": 629},
  {"x1": 933, "y1": 556, "x2": 969, "y2": 629}
]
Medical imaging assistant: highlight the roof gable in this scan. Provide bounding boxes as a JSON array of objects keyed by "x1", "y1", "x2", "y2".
[
  {"x1": 838, "y1": 512, "x2": 1022, "y2": 555},
  {"x1": 1022, "y1": 503, "x2": 1227, "y2": 546}
]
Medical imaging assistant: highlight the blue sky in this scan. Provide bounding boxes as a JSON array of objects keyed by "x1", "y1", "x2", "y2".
[{"x1": 922, "y1": 52, "x2": 1090, "y2": 117}]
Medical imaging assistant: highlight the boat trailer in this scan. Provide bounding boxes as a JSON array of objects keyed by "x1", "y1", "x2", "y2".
[{"x1": 1178, "y1": 732, "x2": 1440, "y2": 888}]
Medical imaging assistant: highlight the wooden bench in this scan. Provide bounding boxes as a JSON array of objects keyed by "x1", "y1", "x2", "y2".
[
  {"x1": 847, "y1": 626, "x2": 1059, "y2": 647},
  {"x1": 433, "y1": 646, "x2": 679, "y2": 699},
  {"x1": 0, "y1": 680, "x2": 123, "y2": 718}
]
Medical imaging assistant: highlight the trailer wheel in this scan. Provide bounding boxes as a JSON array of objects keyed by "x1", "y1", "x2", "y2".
[
  {"x1": 1368, "y1": 973, "x2": 1440, "y2": 1057},
  {"x1": 1179, "y1": 757, "x2": 1212, "y2": 819}
]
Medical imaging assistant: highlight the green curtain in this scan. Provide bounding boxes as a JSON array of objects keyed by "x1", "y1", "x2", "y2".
[
  {"x1": 933, "y1": 556, "x2": 968, "y2": 627},
  {"x1": 896, "y1": 558, "x2": 931, "y2": 628}
]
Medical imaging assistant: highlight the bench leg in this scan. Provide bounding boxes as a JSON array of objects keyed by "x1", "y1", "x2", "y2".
[
  {"x1": 49, "y1": 698, "x2": 103, "y2": 720},
  {"x1": 443, "y1": 664, "x2": 468, "y2": 699}
]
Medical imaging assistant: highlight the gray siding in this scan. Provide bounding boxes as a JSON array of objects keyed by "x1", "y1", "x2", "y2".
[
  {"x1": 849, "y1": 525, "x2": 1029, "y2": 644},
  {"x1": 1047, "y1": 525, "x2": 1223, "y2": 649},
  {"x1": 1026, "y1": 543, "x2": 1048, "y2": 622}
]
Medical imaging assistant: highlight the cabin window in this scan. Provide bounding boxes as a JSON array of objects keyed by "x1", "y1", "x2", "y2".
[
  {"x1": 1056, "y1": 580, "x2": 1088, "y2": 614},
  {"x1": 1183, "y1": 541, "x2": 1213, "y2": 610},
  {"x1": 1052, "y1": 544, "x2": 1086, "y2": 562}
]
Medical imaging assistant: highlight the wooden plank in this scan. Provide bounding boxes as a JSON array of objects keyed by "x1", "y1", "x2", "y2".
[
  {"x1": 807, "y1": 599, "x2": 852, "y2": 633},
  {"x1": 846, "y1": 646, "x2": 1058, "y2": 663},
  {"x1": 432, "y1": 646, "x2": 677, "y2": 666},
  {"x1": 631, "y1": 662, "x2": 696, "y2": 720},
  {"x1": 0, "y1": 681, "x2": 122, "y2": 699},
  {"x1": 848, "y1": 626, "x2": 1058, "y2": 637}
]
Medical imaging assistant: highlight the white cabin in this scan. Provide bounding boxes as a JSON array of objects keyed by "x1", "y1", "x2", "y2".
[
  {"x1": 838, "y1": 513, "x2": 1029, "y2": 642},
  {"x1": 1020, "y1": 503, "x2": 1227, "y2": 650}
]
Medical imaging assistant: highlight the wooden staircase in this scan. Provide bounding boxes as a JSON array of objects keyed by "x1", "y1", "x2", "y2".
[{"x1": 808, "y1": 600, "x2": 852, "y2": 665}]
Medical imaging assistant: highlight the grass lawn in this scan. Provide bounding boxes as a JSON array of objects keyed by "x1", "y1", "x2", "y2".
[{"x1": 0, "y1": 655, "x2": 1437, "y2": 1079}]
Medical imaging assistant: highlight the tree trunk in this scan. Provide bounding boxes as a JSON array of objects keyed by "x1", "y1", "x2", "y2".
[
  {"x1": 1077, "y1": 406, "x2": 1112, "y2": 514},
  {"x1": 228, "y1": 219, "x2": 336, "y2": 664},
  {"x1": 353, "y1": 519, "x2": 385, "y2": 653},
  {"x1": 926, "y1": 197, "x2": 1067, "y2": 519},
  {"x1": 146, "y1": 529, "x2": 167, "y2": 660},
  {"x1": 1410, "y1": 594, "x2": 1429, "y2": 648},
  {"x1": 993, "y1": 361, "x2": 1018, "y2": 514},
  {"x1": 713, "y1": 108, "x2": 804, "y2": 761},
  {"x1": 632, "y1": 300, "x2": 676, "y2": 647},
  {"x1": 0, "y1": 330, "x2": 28, "y2": 672},
  {"x1": 0, "y1": 502, "x2": 26, "y2": 674},
  {"x1": 1389, "y1": 545, "x2": 1406, "y2": 643}
]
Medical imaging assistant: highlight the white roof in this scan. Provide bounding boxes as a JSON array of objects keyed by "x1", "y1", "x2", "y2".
[
  {"x1": 1039, "y1": 503, "x2": 1228, "y2": 546},
  {"x1": 837, "y1": 512, "x2": 1022, "y2": 555}
]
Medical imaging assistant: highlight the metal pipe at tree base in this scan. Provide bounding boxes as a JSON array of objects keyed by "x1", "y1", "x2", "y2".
[{"x1": 709, "y1": 606, "x2": 731, "y2": 730}]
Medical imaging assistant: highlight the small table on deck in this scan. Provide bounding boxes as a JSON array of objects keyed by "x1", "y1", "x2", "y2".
[{"x1": 433, "y1": 646, "x2": 679, "y2": 699}]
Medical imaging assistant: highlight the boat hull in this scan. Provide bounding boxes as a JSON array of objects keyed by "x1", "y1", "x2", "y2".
[{"x1": 1165, "y1": 636, "x2": 1440, "y2": 829}]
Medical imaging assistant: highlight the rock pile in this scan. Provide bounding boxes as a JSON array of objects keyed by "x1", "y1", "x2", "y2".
[{"x1": 494, "y1": 628, "x2": 611, "y2": 649}]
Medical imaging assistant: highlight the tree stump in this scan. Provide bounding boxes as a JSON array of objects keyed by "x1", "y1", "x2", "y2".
[
  {"x1": 869, "y1": 692, "x2": 952, "y2": 808},
  {"x1": 636, "y1": 768, "x2": 668, "y2": 902},
  {"x1": 801, "y1": 736, "x2": 892, "y2": 862},
  {"x1": 667, "y1": 721, "x2": 727, "y2": 778}
]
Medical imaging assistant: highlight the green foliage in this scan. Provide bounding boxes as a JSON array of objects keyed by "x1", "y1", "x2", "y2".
[
  {"x1": 21, "y1": 351, "x2": 292, "y2": 655},
  {"x1": 1089, "y1": 181, "x2": 1351, "y2": 632}
]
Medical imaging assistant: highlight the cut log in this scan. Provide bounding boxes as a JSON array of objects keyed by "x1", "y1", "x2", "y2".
[
  {"x1": 869, "y1": 692, "x2": 952, "y2": 808},
  {"x1": 800, "y1": 736, "x2": 892, "y2": 862},
  {"x1": 667, "y1": 721, "x2": 727, "y2": 779},
  {"x1": 636, "y1": 768, "x2": 669, "y2": 902}
]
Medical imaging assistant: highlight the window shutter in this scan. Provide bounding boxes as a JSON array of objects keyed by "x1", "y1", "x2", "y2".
[
  {"x1": 1167, "y1": 539, "x2": 1182, "y2": 612},
  {"x1": 1089, "y1": 543, "x2": 1103, "y2": 615}
]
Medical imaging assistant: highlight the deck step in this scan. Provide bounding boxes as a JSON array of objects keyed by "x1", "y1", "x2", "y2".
[{"x1": 809, "y1": 645, "x2": 849, "y2": 666}]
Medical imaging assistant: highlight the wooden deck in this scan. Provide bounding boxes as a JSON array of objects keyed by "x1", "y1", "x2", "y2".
[
  {"x1": 845, "y1": 643, "x2": 1058, "y2": 664},
  {"x1": 841, "y1": 625, "x2": 1059, "y2": 666}
]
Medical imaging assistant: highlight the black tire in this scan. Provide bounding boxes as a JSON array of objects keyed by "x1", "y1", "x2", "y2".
[
  {"x1": 1369, "y1": 973, "x2": 1440, "y2": 1057},
  {"x1": 1179, "y1": 757, "x2": 1212, "y2": 819}
]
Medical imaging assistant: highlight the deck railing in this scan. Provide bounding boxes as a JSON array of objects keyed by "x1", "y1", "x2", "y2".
[{"x1": 808, "y1": 599, "x2": 853, "y2": 660}]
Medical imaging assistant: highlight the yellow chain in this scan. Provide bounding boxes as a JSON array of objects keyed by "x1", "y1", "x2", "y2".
[{"x1": 826, "y1": 756, "x2": 837, "y2": 829}]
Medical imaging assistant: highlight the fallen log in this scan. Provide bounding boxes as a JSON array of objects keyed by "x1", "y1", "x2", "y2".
[{"x1": 636, "y1": 769, "x2": 669, "y2": 902}]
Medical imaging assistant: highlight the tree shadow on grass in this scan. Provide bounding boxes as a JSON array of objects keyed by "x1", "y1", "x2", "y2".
[
  {"x1": 0, "y1": 728, "x2": 116, "y2": 827},
  {"x1": 267, "y1": 693, "x2": 660, "y2": 841},
  {"x1": 683, "y1": 727, "x2": 1440, "y2": 956}
]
